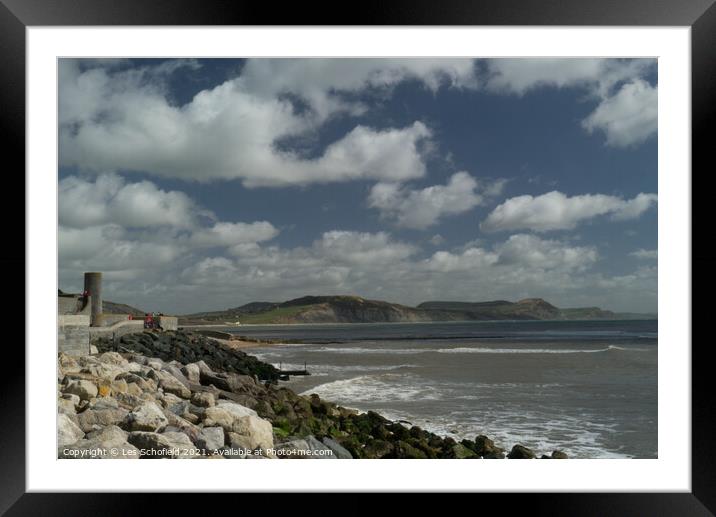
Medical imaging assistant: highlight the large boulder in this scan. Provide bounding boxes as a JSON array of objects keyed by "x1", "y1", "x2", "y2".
[
  {"x1": 115, "y1": 372, "x2": 153, "y2": 391},
  {"x1": 547, "y1": 450, "x2": 569, "y2": 459},
  {"x1": 363, "y1": 439, "x2": 394, "y2": 459},
  {"x1": 155, "y1": 372, "x2": 191, "y2": 399},
  {"x1": 451, "y1": 443, "x2": 477, "y2": 459},
  {"x1": 127, "y1": 431, "x2": 200, "y2": 458},
  {"x1": 110, "y1": 379, "x2": 129, "y2": 394},
  {"x1": 63, "y1": 379, "x2": 98, "y2": 401},
  {"x1": 321, "y1": 437, "x2": 353, "y2": 459},
  {"x1": 391, "y1": 440, "x2": 428, "y2": 459},
  {"x1": 58, "y1": 394, "x2": 79, "y2": 416},
  {"x1": 507, "y1": 444, "x2": 536, "y2": 459},
  {"x1": 76, "y1": 406, "x2": 130, "y2": 433},
  {"x1": 162, "y1": 410, "x2": 203, "y2": 444},
  {"x1": 196, "y1": 427, "x2": 225, "y2": 453},
  {"x1": 166, "y1": 399, "x2": 205, "y2": 422},
  {"x1": 58, "y1": 413, "x2": 84, "y2": 446},
  {"x1": 191, "y1": 392, "x2": 215, "y2": 408},
  {"x1": 203, "y1": 401, "x2": 273, "y2": 451},
  {"x1": 161, "y1": 365, "x2": 192, "y2": 389},
  {"x1": 275, "y1": 435, "x2": 337, "y2": 459},
  {"x1": 146, "y1": 358, "x2": 164, "y2": 371},
  {"x1": 59, "y1": 425, "x2": 139, "y2": 459},
  {"x1": 122, "y1": 402, "x2": 169, "y2": 432},
  {"x1": 181, "y1": 363, "x2": 201, "y2": 384},
  {"x1": 98, "y1": 352, "x2": 128, "y2": 367},
  {"x1": 473, "y1": 435, "x2": 505, "y2": 459},
  {"x1": 82, "y1": 362, "x2": 126, "y2": 382},
  {"x1": 194, "y1": 360, "x2": 215, "y2": 377},
  {"x1": 200, "y1": 370, "x2": 256, "y2": 394},
  {"x1": 58, "y1": 353, "x2": 82, "y2": 377}
]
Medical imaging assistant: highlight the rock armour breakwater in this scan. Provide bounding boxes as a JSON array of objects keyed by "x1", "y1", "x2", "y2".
[{"x1": 57, "y1": 330, "x2": 567, "y2": 460}]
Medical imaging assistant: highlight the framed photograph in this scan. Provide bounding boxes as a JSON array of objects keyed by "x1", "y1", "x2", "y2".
[{"x1": 5, "y1": 0, "x2": 712, "y2": 511}]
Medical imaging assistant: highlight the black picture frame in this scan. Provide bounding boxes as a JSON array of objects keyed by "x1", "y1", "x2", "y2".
[{"x1": 3, "y1": 0, "x2": 712, "y2": 512}]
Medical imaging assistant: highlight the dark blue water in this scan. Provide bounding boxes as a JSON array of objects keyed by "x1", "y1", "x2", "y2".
[{"x1": 227, "y1": 320, "x2": 658, "y2": 458}]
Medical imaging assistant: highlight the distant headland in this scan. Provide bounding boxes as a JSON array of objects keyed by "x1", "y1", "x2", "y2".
[{"x1": 171, "y1": 295, "x2": 657, "y2": 326}]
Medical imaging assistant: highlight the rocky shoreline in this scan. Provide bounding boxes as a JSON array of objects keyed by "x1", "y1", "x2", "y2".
[{"x1": 58, "y1": 329, "x2": 568, "y2": 459}]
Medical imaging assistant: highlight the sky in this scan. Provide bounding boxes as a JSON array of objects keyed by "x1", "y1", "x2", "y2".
[{"x1": 58, "y1": 58, "x2": 658, "y2": 314}]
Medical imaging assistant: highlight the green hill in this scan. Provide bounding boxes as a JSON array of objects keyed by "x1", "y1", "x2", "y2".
[{"x1": 179, "y1": 295, "x2": 651, "y2": 325}]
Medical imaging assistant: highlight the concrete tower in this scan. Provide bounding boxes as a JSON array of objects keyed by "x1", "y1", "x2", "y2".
[{"x1": 84, "y1": 272, "x2": 103, "y2": 327}]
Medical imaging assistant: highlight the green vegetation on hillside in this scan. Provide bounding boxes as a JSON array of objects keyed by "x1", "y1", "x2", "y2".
[
  {"x1": 230, "y1": 304, "x2": 317, "y2": 324},
  {"x1": 178, "y1": 294, "x2": 655, "y2": 325}
]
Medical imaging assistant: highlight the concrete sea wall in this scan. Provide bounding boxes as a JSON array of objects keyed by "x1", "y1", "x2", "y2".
[{"x1": 58, "y1": 314, "x2": 90, "y2": 356}]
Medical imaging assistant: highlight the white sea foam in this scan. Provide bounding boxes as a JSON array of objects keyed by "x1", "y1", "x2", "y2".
[
  {"x1": 265, "y1": 362, "x2": 416, "y2": 376},
  {"x1": 299, "y1": 344, "x2": 648, "y2": 355},
  {"x1": 317, "y1": 364, "x2": 417, "y2": 372},
  {"x1": 436, "y1": 345, "x2": 647, "y2": 354},
  {"x1": 297, "y1": 373, "x2": 643, "y2": 458},
  {"x1": 300, "y1": 373, "x2": 442, "y2": 403},
  {"x1": 304, "y1": 347, "x2": 428, "y2": 354},
  {"x1": 376, "y1": 407, "x2": 632, "y2": 459}
]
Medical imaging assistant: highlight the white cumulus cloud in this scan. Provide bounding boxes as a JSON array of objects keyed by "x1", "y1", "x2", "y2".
[
  {"x1": 582, "y1": 79, "x2": 658, "y2": 147},
  {"x1": 59, "y1": 174, "x2": 280, "y2": 281},
  {"x1": 481, "y1": 191, "x2": 657, "y2": 233},
  {"x1": 368, "y1": 172, "x2": 504, "y2": 229},
  {"x1": 239, "y1": 58, "x2": 478, "y2": 120},
  {"x1": 189, "y1": 222, "x2": 279, "y2": 248},
  {"x1": 59, "y1": 59, "x2": 473, "y2": 186},
  {"x1": 629, "y1": 249, "x2": 658, "y2": 260},
  {"x1": 59, "y1": 173, "x2": 207, "y2": 229},
  {"x1": 483, "y1": 58, "x2": 657, "y2": 148}
]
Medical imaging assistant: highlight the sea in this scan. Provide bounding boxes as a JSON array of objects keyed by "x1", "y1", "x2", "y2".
[{"x1": 224, "y1": 319, "x2": 658, "y2": 459}]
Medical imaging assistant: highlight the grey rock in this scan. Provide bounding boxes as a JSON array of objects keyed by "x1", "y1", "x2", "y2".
[
  {"x1": 128, "y1": 431, "x2": 200, "y2": 458},
  {"x1": 276, "y1": 435, "x2": 337, "y2": 459},
  {"x1": 147, "y1": 358, "x2": 164, "y2": 371},
  {"x1": 203, "y1": 401, "x2": 273, "y2": 451},
  {"x1": 123, "y1": 401, "x2": 169, "y2": 432},
  {"x1": 58, "y1": 413, "x2": 85, "y2": 446},
  {"x1": 98, "y1": 352, "x2": 128, "y2": 366},
  {"x1": 190, "y1": 391, "x2": 215, "y2": 408},
  {"x1": 77, "y1": 406, "x2": 130, "y2": 433},
  {"x1": 321, "y1": 437, "x2": 352, "y2": 459},
  {"x1": 162, "y1": 409, "x2": 202, "y2": 444},
  {"x1": 196, "y1": 427, "x2": 225, "y2": 453},
  {"x1": 63, "y1": 379, "x2": 98, "y2": 401},
  {"x1": 199, "y1": 370, "x2": 255, "y2": 393},
  {"x1": 161, "y1": 364, "x2": 191, "y2": 389},
  {"x1": 59, "y1": 425, "x2": 139, "y2": 459},
  {"x1": 58, "y1": 397, "x2": 77, "y2": 416},
  {"x1": 507, "y1": 444, "x2": 536, "y2": 459},
  {"x1": 181, "y1": 363, "x2": 201, "y2": 383},
  {"x1": 89, "y1": 397, "x2": 120, "y2": 410},
  {"x1": 158, "y1": 373, "x2": 191, "y2": 399},
  {"x1": 452, "y1": 443, "x2": 477, "y2": 459}
]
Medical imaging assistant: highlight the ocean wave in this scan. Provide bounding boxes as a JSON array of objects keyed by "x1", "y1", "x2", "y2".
[
  {"x1": 317, "y1": 364, "x2": 417, "y2": 372},
  {"x1": 368, "y1": 407, "x2": 634, "y2": 459},
  {"x1": 268, "y1": 363, "x2": 416, "y2": 374},
  {"x1": 436, "y1": 345, "x2": 648, "y2": 354},
  {"x1": 300, "y1": 373, "x2": 442, "y2": 403},
  {"x1": 299, "y1": 373, "x2": 649, "y2": 458},
  {"x1": 304, "y1": 347, "x2": 429, "y2": 355},
  {"x1": 300, "y1": 344, "x2": 648, "y2": 355}
]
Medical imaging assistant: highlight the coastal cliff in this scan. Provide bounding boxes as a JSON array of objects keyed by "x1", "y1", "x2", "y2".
[{"x1": 179, "y1": 295, "x2": 645, "y2": 325}]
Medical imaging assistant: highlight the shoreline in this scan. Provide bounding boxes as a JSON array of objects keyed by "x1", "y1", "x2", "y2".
[
  {"x1": 58, "y1": 329, "x2": 568, "y2": 460},
  {"x1": 180, "y1": 317, "x2": 657, "y2": 329}
]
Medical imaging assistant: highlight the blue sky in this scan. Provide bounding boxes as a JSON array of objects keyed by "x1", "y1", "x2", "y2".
[{"x1": 58, "y1": 58, "x2": 657, "y2": 314}]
